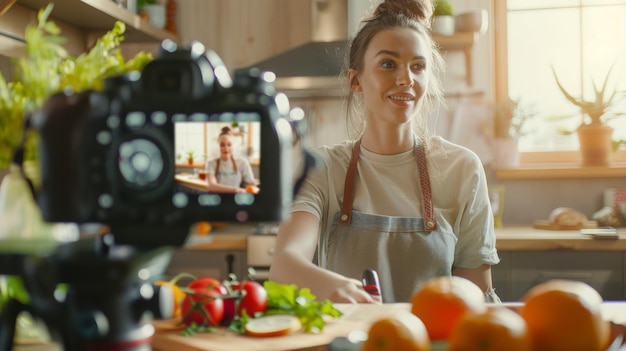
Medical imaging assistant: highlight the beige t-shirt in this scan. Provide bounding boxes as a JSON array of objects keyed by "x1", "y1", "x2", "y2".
[{"x1": 291, "y1": 136, "x2": 500, "y2": 271}]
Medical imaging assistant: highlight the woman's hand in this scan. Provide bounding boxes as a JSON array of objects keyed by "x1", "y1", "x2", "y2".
[{"x1": 324, "y1": 277, "x2": 380, "y2": 304}]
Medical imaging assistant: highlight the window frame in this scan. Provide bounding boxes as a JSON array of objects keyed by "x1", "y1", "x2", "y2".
[{"x1": 492, "y1": 0, "x2": 626, "y2": 177}]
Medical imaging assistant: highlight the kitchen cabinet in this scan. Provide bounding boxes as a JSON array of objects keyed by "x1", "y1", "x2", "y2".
[
  {"x1": 0, "y1": 0, "x2": 178, "y2": 57},
  {"x1": 493, "y1": 251, "x2": 625, "y2": 302}
]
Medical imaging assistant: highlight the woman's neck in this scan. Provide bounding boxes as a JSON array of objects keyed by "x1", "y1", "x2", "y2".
[
  {"x1": 220, "y1": 154, "x2": 231, "y2": 161},
  {"x1": 360, "y1": 125, "x2": 415, "y2": 155}
]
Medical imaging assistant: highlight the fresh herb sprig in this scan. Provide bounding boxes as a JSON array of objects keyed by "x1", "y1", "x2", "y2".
[{"x1": 262, "y1": 281, "x2": 343, "y2": 333}]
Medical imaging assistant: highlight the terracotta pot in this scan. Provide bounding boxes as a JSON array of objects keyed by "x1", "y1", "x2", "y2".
[{"x1": 577, "y1": 124, "x2": 613, "y2": 167}]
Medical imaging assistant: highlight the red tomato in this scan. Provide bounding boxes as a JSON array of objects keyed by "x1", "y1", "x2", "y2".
[
  {"x1": 188, "y1": 277, "x2": 227, "y2": 294},
  {"x1": 180, "y1": 278, "x2": 228, "y2": 326},
  {"x1": 221, "y1": 280, "x2": 267, "y2": 326}
]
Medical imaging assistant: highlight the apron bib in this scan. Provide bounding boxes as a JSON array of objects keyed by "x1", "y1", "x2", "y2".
[{"x1": 324, "y1": 140, "x2": 454, "y2": 302}]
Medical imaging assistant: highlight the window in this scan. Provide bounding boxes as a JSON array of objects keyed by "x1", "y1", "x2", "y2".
[{"x1": 494, "y1": 0, "x2": 626, "y2": 165}]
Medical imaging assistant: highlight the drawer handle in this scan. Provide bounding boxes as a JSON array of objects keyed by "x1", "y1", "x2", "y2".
[
  {"x1": 540, "y1": 272, "x2": 593, "y2": 279},
  {"x1": 267, "y1": 247, "x2": 275, "y2": 255}
]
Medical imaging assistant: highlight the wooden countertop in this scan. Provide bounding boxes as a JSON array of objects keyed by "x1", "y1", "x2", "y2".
[
  {"x1": 495, "y1": 226, "x2": 626, "y2": 251},
  {"x1": 151, "y1": 302, "x2": 626, "y2": 351},
  {"x1": 182, "y1": 226, "x2": 626, "y2": 252}
]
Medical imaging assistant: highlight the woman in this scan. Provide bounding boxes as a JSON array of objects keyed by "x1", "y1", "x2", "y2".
[
  {"x1": 269, "y1": 0, "x2": 500, "y2": 303},
  {"x1": 205, "y1": 126, "x2": 257, "y2": 194}
]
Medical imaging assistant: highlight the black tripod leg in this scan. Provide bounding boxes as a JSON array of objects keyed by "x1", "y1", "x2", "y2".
[{"x1": 0, "y1": 299, "x2": 26, "y2": 351}]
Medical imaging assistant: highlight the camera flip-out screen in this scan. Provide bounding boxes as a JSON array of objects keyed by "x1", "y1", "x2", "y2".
[{"x1": 173, "y1": 119, "x2": 261, "y2": 198}]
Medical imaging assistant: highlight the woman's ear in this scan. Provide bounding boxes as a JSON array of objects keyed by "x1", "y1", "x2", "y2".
[{"x1": 348, "y1": 69, "x2": 362, "y2": 92}]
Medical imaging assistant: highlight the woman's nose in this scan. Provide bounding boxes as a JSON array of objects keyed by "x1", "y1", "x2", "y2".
[{"x1": 396, "y1": 67, "x2": 414, "y2": 87}]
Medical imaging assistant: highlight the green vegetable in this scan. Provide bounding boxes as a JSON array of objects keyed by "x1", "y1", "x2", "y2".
[
  {"x1": 262, "y1": 280, "x2": 343, "y2": 333},
  {"x1": 0, "y1": 4, "x2": 153, "y2": 169}
]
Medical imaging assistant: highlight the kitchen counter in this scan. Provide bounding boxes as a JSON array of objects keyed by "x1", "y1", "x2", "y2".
[
  {"x1": 151, "y1": 302, "x2": 626, "y2": 351},
  {"x1": 182, "y1": 226, "x2": 626, "y2": 252}
]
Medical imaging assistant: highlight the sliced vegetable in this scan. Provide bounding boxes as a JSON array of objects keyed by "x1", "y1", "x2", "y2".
[{"x1": 244, "y1": 314, "x2": 301, "y2": 337}]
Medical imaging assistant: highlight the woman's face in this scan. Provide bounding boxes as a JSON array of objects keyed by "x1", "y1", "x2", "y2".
[
  {"x1": 218, "y1": 134, "x2": 234, "y2": 158},
  {"x1": 349, "y1": 27, "x2": 429, "y2": 128}
]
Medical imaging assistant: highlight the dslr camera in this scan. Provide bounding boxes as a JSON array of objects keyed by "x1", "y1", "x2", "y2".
[
  {"x1": 0, "y1": 41, "x2": 309, "y2": 351},
  {"x1": 35, "y1": 39, "x2": 294, "y2": 248}
]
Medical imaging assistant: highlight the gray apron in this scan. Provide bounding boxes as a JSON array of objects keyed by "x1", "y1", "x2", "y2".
[{"x1": 324, "y1": 140, "x2": 454, "y2": 303}]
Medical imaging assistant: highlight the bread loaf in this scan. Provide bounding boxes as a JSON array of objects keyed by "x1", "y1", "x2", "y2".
[{"x1": 548, "y1": 207, "x2": 588, "y2": 227}]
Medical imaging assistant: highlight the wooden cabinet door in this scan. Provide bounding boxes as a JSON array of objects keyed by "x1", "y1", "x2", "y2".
[{"x1": 176, "y1": 0, "x2": 314, "y2": 70}]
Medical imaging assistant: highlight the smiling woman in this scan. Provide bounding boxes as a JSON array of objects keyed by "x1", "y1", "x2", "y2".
[{"x1": 269, "y1": 0, "x2": 501, "y2": 305}]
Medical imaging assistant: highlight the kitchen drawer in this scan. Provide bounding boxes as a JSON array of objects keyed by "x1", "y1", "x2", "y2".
[
  {"x1": 166, "y1": 249, "x2": 247, "y2": 281},
  {"x1": 510, "y1": 251, "x2": 624, "y2": 301},
  {"x1": 246, "y1": 234, "x2": 277, "y2": 268}
]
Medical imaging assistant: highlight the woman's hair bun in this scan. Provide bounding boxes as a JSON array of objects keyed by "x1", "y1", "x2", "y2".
[
  {"x1": 220, "y1": 126, "x2": 232, "y2": 135},
  {"x1": 374, "y1": 0, "x2": 433, "y2": 28}
]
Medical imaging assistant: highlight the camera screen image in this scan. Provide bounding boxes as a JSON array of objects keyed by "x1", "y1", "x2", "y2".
[{"x1": 173, "y1": 120, "x2": 261, "y2": 196}]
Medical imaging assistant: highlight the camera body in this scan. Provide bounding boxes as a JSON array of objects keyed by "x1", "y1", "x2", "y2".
[{"x1": 35, "y1": 40, "x2": 293, "y2": 247}]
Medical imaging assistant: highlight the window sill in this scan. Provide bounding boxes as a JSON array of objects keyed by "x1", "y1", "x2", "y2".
[{"x1": 495, "y1": 163, "x2": 626, "y2": 179}]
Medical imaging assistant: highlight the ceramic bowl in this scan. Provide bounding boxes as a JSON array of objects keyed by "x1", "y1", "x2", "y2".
[{"x1": 455, "y1": 9, "x2": 488, "y2": 34}]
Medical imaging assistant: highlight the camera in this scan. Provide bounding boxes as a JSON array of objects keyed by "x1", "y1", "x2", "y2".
[
  {"x1": 0, "y1": 41, "x2": 314, "y2": 351},
  {"x1": 34, "y1": 39, "x2": 294, "y2": 248}
]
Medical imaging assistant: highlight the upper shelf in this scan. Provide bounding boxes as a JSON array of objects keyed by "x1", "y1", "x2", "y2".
[
  {"x1": 4, "y1": 0, "x2": 177, "y2": 44},
  {"x1": 434, "y1": 31, "x2": 479, "y2": 51}
]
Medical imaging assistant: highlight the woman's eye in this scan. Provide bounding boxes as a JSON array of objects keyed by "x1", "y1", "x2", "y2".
[
  {"x1": 380, "y1": 60, "x2": 394, "y2": 69},
  {"x1": 412, "y1": 62, "x2": 426, "y2": 71}
]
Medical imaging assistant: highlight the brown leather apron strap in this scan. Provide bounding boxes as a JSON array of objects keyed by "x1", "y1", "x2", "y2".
[
  {"x1": 339, "y1": 140, "x2": 361, "y2": 224},
  {"x1": 416, "y1": 144, "x2": 437, "y2": 231},
  {"x1": 214, "y1": 155, "x2": 237, "y2": 177},
  {"x1": 339, "y1": 139, "x2": 437, "y2": 231}
]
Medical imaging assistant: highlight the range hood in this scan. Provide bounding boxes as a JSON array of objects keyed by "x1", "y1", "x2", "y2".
[{"x1": 237, "y1": 0, "x2": 368, "y2": 98}]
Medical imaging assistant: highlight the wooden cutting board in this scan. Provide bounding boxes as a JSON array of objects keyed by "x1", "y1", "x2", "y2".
[
  {"x1": 532, "y1": 219, "x2": 598, "y2": 230},
  {"x1": 151, "y1": 304, "x2": 408, "y2": 351}
]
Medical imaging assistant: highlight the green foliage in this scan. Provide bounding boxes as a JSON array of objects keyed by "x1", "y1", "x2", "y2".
[
  {"x1": 137, "y1": 0, "x2": 157, "y2": 7},
  {"x1": 262, "y1": 280, "x2": 343, "y2": 333},
  {"x1": 0, "y1": 4, "x2": 153, "y2": 169},
  {"x1": 434, "y1": 0, "x2": 454, "y2": 16},
  {"x1": 551, "y1": 63, "x2": 624, "y2": 128},
  {"x1": 494, "y1": 98, "x2": 537, "y2": 139}
]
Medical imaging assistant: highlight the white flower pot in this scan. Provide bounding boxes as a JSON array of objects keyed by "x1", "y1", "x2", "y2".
[
  {"x1": 432, "y1": 16, "x2": 455, "y2": 36},
  {"x1": 493, "y1": 138, "x2": 520, "y2": 169},
  {"x1": 141, "y1": 4, "x2": 166, "y2": 29}
]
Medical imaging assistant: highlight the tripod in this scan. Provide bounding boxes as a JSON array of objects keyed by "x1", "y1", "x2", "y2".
[{"x1": 0, "y1": 234, "x2": 174, "y2": 351}]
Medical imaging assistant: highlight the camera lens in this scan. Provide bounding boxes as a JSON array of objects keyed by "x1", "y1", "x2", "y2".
[{"x1": 118, "y1": 138, "x2": 164, "y2": 187}]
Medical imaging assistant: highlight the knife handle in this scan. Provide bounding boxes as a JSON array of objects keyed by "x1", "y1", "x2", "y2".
[{"x1": 361, "y1": 269, "x2": 381, "y2": 298}]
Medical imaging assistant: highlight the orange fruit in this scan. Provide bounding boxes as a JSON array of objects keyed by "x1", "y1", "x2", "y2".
[
  {"x1": 362, "y1": 310, "x2": 430, "y2": 351},
  {"x1": 245, "y1": 185, "x2": 260, "y2": 194},
  {"x1": 448, "y1": 306, "x2": 533, "y2": 351},
  {"x1": 410, "y1": 276, "x2": 486, "y2": 341},
  {"x1": 519, "y1": 279, "x2": 610, "y2": 351}
]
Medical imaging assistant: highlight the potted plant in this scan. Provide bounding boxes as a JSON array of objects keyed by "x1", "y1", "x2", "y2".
[
  {"x1": 552, "y1": 64, "x2": 625, "y2": 166},
  {"x1": 492, "y1": 98, "x2": 536, "y2": 169},
  {"x1": 432, "y1": 0, "x2": 455, "y2": 36},
  {"x1": 186, "y1": 150, "x2": 195, "y2": 165}
]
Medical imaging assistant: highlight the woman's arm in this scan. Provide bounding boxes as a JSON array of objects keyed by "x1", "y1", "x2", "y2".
[
  {"x1": 205, "y1": 173, "x2": 245, "y2": 193},
  {"x1": 453, "y1": 264, "x2": 501, "y2": 303},
  {"x1": 269, "y1": 211, "x2": 375, "y2": 303}
]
